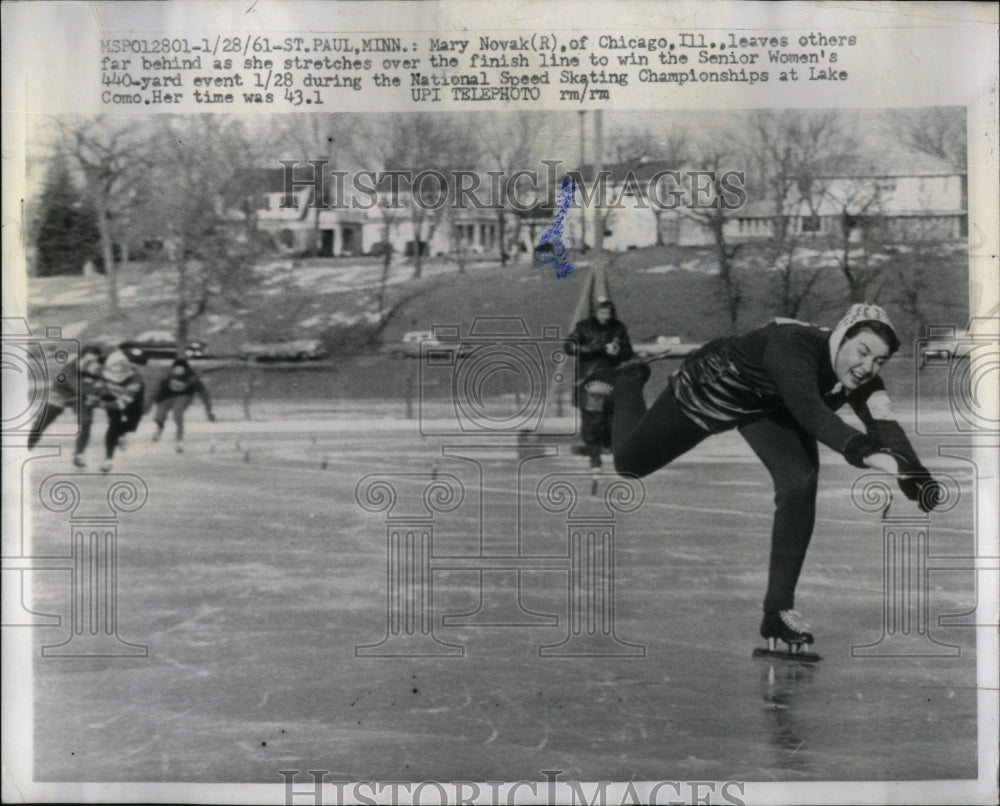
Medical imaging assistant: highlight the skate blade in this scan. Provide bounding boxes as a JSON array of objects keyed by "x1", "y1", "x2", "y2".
[{"x1": 753, "y1": 647, "x2": 821, "y2": 663}]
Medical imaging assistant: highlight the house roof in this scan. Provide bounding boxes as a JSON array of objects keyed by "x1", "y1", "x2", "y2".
[
  {"x1": 568, "y1": 150, "x2": 963, "y2": 185},
  {"x1": 221, "y1": 167, "x2": 316, "y2": 198}
]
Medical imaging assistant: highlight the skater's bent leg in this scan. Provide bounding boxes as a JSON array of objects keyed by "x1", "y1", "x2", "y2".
[
  {"x1": 172, "y1": 396, "x2": 188, "y2": 441},
  {"x1": 153, "y1": 400, "x2": 169, "y2": 430},
  {"x1": 123, "y1": 391, "x2": 144, "y2": 434},
  {"x1": 739, "y1": 416, "x2": 819, "y2": 613},
  {"x1": 580, "y1": 409, "x2": 604, "y2": 467},
  {"x1": 105, "y1": 413, "x2": 126, "y2": 460},
  {"x1": 74, "y1": 405, "x2": 94, "y2": 455},
  {"x1": 612, "y1": 381, "x2": 711, "y2": 478},
  {"x1": 27, "y1": 403, "x2": 65, "y2": 448}
]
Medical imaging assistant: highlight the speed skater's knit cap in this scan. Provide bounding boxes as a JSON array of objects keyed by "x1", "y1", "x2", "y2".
[
  {"x1": 101, "y1": 350, "x2": 135, "y2": 384},
  {"x1": 828, "y1": 303, "x2": 900, "y2": 366}
]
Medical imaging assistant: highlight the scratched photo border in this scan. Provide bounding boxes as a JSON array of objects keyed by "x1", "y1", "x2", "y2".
[{"x1": 2, "y1": 2, "x2": 998, "y2": 805}]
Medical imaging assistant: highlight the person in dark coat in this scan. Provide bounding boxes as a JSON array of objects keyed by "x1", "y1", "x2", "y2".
[
  {"x1": 150, "y1": 358, "x2": 215, "y2": 452},
  {"x1": 594, "y1": 303, "x2": 941, "y2": 654},
  {"x1": 565, "y1": 297, "x2": 634, "y2": 468}
]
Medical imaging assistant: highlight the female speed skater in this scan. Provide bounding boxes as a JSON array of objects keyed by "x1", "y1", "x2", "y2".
[
  {"x1": 594, "y1": 303, "x2": 942, "y2": 660},
  {"x1": 98, "y1": 345, "x2": 146, "y2": 472},
  {"x1": 149, "y1": 358, "x2": 215, "y2": 452}
]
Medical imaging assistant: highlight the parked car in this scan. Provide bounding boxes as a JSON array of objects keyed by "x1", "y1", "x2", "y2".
[
  {"x1": 632, "y1": 335, "x2": 703, "y2": 359},
  {"x1": 241, "y1": 338, "x2": 328, "y2": 362},
  {"x1": 119, "y1": 330, "x2": 207, "y2": 362},
  {"x1": 382, "y1": 330, "x2": 474, "y2": 358}
]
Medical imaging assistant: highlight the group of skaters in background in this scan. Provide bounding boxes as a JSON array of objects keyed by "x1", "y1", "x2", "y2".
[
  {"x1": 25, "y1": 295, "x2": 941, "y2": 656},
  {"x1": 27, "y1": 342, "x2": 213, "y2": 471}
]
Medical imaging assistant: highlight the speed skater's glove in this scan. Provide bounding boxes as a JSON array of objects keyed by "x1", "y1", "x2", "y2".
[
  {"x1": 843, "y1": 434, "x2": 882, "y2": 469},
  {"x1": 869, "y1": 447, "x2": 944, "y2": 513}
]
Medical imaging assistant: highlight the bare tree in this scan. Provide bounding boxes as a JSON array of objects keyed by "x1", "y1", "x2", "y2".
[
  {"x1": 745, "y1": 109, "x2": 859, "y2": 317},
  {"x1": 277, "y1": 113, "x2": 363, "y2": 255},
  {"x1": 483, "y1": 111, "x2": 552, "y2": 265},
  {"x1": 359, "y1": 113, "x2": 480, "y2": 278},
  {"x1": 63, "y1": 116, "x2": 149, "y2": 317},
  {"x1": 884, "y1": 107, "x2": 966, "y2": 172},
  {"x1": 147, "y1": 117, "x2": 269, "y2": 344},
  {"x1": 682, "y1": 147, "x2": 744, "y2": 332},
  {"x1": 820, "y1": 176, "x2": 894, "y2": 303},
  {"x1": 602, "y1": 123, "x2": 689, "y2": 247}
]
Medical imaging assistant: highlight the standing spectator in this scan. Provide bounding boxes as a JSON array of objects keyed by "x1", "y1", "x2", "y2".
[
  {"x1": 150, "y1": 358, "x2": 215, "y2": 452},
  {"x1": 565, "y1": 297, "x2": 634, "y2": 468}
]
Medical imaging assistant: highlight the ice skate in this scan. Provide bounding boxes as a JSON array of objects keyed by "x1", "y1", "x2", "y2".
[
  {"x1": 99, "y1": 459, "x2": 113, "y2": 473},
  {"x1": 175, "y1": 442, "x2": 184, "y2": 453},
  {"x1": 152, "y1": 425, "x2": 163, "y2": 443},
  {"x1": 72, "y1": 453, "x2": 86, "y2": 469},
  {"x1": 753, "y1": 609, "x2": 821, "y2": 663}
]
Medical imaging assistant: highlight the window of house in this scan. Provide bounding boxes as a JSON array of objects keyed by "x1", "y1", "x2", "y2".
[{"x1": 800, "y1": 215, "x2": 821, "y2": 233}]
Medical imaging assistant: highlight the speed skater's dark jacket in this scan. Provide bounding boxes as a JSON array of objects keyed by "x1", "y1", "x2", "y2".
[
  {"x1": 670, "y1": 320, "x2": 925, "y2": 470},
  {"x1": 566, "y1": 316, "x2": 634, "y2": 379},
  {"x1": 153, "y1": 369, "x2": 211, "y2": 406}
]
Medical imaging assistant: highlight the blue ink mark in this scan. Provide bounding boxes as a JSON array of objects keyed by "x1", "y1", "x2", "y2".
[{"x1": 535, "y1": 175, "x2": 576, "y2": 278}]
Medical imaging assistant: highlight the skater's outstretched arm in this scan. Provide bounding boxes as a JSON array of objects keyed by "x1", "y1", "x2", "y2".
[{"x1": 847, "y1": 378, "x2": 942, "y2": 511}]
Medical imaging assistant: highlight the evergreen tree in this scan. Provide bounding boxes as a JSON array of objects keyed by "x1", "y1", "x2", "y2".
[{"x1": 34, "y1": 158, "x2": 100, "y2": 276}]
